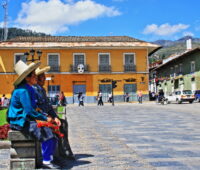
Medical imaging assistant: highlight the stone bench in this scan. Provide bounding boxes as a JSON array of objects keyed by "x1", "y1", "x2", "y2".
[
  {"x1": 7, "y1": 107, "x2": 67, "y2": 169},
  {"x1": 8, "y1": 130, "x2": 42, "y2": 169},
  {"x1": 0, "y1": 141, "x2": 31, "y2": 170}
]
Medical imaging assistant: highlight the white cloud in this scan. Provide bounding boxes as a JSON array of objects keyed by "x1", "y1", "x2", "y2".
[
  {"x1": 183, "y1": 31, "x2": 194, "y2": 37},
  {"x1": 143, "y1": 23, "x2": 189, "y2": 36},
  {"x1": 16, "y1": 0, "x2": 121, "y2": 34}
]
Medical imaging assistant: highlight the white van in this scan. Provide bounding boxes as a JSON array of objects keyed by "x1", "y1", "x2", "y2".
[{"x1": 166, "y1": 90, "x2": 195, "y2": 104}]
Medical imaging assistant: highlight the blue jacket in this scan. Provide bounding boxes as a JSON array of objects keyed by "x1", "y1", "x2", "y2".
[{"x1": 8, "y1": 83, "x2": 47, "y2": 127}]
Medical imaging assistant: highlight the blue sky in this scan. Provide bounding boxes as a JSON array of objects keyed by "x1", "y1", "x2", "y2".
[{"x1": 0, "y1": 0, "x2": 200, "y2": 41}]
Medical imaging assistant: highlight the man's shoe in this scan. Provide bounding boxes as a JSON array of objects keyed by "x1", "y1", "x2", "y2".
[
  {"x1": 61, "y1": 153, "x2": 76, "y2": 160},
  {"x1": 42, "y1": 162, "x2": 61, "y2": 169},
  {"x1": 52, "y1": 156, "x2": 67, "y2": 165},
  {"x1": 63, "y1": 151, "x2": 76, "y2": 160}
]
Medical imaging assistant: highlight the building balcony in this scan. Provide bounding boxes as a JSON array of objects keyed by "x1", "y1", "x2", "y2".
[
  {"x1": 70, "y1": 64, "x2": 89, "y2": 73},
  {"x1": 99, "y1": 65, "x2": 111, "y2": 72},
  {"x1": 49, "y1": 65, "x2": 60, "y2": 72},
  {"x1": 176, "y1": 72, "x2": 183, "y2": 76},
  {"x1": 170, "y1": 72, "x2": 183, "y2": 78},
  {"x1": 124, "y1": 64, "x2": 136, "y2": 72}
]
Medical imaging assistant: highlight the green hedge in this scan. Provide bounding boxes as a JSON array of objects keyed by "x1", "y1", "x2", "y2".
[
  {"x1": 0, "y1": 108, "x2": 63, "y2": 126},
  {"x1": 0, "y1": 109, "x2": 8, "y2": 126}
]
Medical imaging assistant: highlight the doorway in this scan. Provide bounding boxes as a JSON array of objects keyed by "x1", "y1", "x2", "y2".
[
  {"x1": 124, "y1": 84, "x2": 137, "y2": 101},
  {"x1": 99, "y1": 84, "x2": 112, "y2": 102}
]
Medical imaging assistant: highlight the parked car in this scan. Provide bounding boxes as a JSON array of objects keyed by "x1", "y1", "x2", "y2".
[
  {"x1": 194, "y1": 90, "x2": 200, "y2": 102},
  {"x1": 166, "y1": 90, "x2": 195, "y2": 104}
]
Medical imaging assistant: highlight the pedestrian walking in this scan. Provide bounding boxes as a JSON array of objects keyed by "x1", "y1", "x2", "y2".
[
  {"x1": 108, "y1": 93, "x2": 112, "y2": 103},
  {"x1": 78, "y1": 92, "x2": 84, "y2": 106},
  {"x1": 137, "y1": 90, "x2": 143, "y2": 104},
  {"x1": 97, "y1": 91, "x2": 104, "y2": 106},
  {"x1": 125, "y1": 93, "x2": 130, "y2": 102}
]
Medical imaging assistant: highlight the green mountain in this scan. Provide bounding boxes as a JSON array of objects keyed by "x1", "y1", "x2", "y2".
[
  {"x1": 150, "y1": 36, "x2": 200, "y2": 63},
  {"x1": 0, "y1": 27, "x2": 49, "y2": 41}
]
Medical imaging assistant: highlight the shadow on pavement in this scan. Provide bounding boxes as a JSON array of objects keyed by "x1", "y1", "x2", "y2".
[
  {"x1": 61, "y1": 154, "x2": 94, "y2": 169},
  {"x1": 75, "y1": 153, "x2": 94, "y2": 160}
]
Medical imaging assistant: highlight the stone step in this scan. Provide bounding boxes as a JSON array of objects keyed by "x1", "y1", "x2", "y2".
[
  {"x1": 11, "y1": 158, "x2": 35, "y2": 170},
  {"x1": 10, "y1": 148, "x2": 18, "y2": 158}
]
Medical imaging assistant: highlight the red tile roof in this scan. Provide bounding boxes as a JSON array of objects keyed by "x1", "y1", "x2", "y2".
[{"x1": 8, "y1": 36, "x2": 144, "y2": 43}]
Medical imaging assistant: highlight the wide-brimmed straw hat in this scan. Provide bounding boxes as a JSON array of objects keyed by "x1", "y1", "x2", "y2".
[
  {"x1": 14, "y1": 60, "x2": 41, "y2": 86},
  {"x1": 35, "y1": 66, "x2": 51, "y2": 76}
]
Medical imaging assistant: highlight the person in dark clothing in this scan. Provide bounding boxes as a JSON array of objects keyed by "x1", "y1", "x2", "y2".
[
  {"x1": 78, "y1": 92, "x2": 84, "y2": 106},
  {"x1": 108, "y1": 93, "x2": 112, "y2": 103},
  {"x1": 125, "y1": 93, "x2": 130, "y2": 102},
  {"x1": 158, "y1": 89, "x2": 164, "y2": 102},
  {"x1": 97, "y1": 91, "x2": 104, "y2": 106},
  {"x1": 34, "y1": 66, "x2": 75, "y2": 162}
]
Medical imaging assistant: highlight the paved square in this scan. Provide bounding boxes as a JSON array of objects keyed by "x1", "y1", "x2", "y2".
[{"x1": 64, "y1": 102, "x2": 200, "y2": 170}]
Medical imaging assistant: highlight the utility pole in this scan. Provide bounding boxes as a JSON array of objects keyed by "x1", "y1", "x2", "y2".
[
  {"x1": 2, "y1": 0, "x2": 8, "y2": 41},
  {"x1": 111, "y1": 80, "x2": 117, "y2": 106},
  {"x1": 112, "y1": 83, "x2": 114, "y2": 106}
]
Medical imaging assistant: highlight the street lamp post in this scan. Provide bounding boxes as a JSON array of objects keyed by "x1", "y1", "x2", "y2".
[
  {"x1": 111, "y1": 80, "x2": 117, "y2": 106},
  {"x1": 46, "y1": 77, "x2": 52, "y2": 97},
  {"x1": 25, "y1": 49, "x2": 42, "y2": 62}
]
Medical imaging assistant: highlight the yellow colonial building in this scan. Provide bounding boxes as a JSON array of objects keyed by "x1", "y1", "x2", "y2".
[{"x1": 0, "y1": 36, "x2": 160, "y2": 103}]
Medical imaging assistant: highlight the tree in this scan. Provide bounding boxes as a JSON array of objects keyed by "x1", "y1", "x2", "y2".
[{"x1": 0, "y1": 27, "x2": 49, "y2": 41}]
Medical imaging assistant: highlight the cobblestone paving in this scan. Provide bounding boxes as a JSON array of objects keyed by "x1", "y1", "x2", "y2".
[{"x1": 63, "y1": 102, "x2": 200, "y2": 170}]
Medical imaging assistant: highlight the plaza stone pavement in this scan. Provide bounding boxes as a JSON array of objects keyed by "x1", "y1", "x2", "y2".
[{"x1": 63, "y1": 102, "x2": 200, "y2": 170}]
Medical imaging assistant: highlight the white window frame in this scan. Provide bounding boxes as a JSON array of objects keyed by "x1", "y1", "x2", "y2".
[
  {"x1": 123, "y1": 53, "x2": 136, "y2": 65},
  {"x1": 98, "y1": 53, "x2": 110, "y2": 66},
  {"x1": 14, "y1": 53, "x2": 27, "y2": 65},
  {"x1": 73, "y1": 53, "x2": 86, "y2": 66},
  {"x1": 191, "y1": 61, "x2": 195, "y2": 73},
  {"x1": 47, "y1": 53, "x2": 60, "y2": 66}
]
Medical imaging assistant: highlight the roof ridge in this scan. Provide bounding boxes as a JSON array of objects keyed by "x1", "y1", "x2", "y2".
[{"x1": 7, "y1": 36, "x2": 144, "y2": 43}]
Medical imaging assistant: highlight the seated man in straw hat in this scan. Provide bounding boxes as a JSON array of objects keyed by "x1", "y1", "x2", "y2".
[
  {"x1": 34, "y1": 66, "x2": 75, "y2": 161},
  {"x1": 8, "y1": 60, "x2": 60, "y2": 169}
]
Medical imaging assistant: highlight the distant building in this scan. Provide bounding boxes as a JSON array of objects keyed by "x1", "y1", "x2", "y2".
[
  {"x1": 0, "y1": 36, "x2": 160, "y2": 103},
  {"x1": 151, "y1": 48, "x2": 200, "y2": 95}
]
